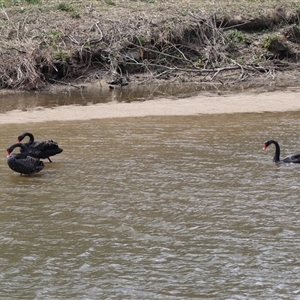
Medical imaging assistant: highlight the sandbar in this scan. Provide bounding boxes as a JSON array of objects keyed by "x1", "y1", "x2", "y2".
[{"x1": 0, "y1": 90, "x2": 299, "y2": 124}]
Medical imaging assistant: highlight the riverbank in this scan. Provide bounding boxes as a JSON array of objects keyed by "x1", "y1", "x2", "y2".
[
  {"x1": 1, "y1": 89, "x2": 300, "y2": 124},
  {"x1": 1, "y1": 0, "x2": 300, "y2": 90}
]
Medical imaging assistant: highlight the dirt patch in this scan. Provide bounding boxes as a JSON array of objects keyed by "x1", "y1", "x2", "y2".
[{"x1": 1, "y1": 0, "x2": 300, "y2": 91}]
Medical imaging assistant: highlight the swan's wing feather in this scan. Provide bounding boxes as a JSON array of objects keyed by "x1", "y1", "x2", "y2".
[
  {"x1": 7, "y1": 155, "x2": 44, "y2": 174},
  {"x1": 282, "y1": 153, "x2": 300, "y2": 163},
  {"x1": 29, "y1": 140, "x2": 59, "y2": 151},
  {"x1": 24, "y1": 140, "x2": 63, "y2": 160}
]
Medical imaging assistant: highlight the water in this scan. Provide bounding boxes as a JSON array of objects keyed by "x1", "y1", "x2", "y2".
[
  {"x1": 1, "y1": 81, "x2": 297, "y2": 113},
  {"x1": 1, "y1": 108, "x2": 300, "y2": 298}
]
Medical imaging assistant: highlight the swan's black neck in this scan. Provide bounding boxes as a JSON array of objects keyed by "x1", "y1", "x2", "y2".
[
  {"x1": 7, "y1": 143, "x2": 29, "y2": 155},
  {"x1": 18, "y1": 132, "x2": 34, "y2": 143},
  {"x1": 266, "y1": 140, "x2": 280, "y2": 162}
]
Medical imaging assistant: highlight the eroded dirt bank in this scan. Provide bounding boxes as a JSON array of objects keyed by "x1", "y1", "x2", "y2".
[{"x1": 1, "y1": 0, "x2": 300, "y2": 91}]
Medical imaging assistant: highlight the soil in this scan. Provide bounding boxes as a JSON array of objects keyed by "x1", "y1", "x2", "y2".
[{"x1": 1, "y1": 0, "x2": 300, "y2": 91}]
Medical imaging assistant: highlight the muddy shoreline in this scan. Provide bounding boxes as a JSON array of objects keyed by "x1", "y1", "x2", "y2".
[{"x1": 1, "y1": 89, "x2": 299, "y2": 124}]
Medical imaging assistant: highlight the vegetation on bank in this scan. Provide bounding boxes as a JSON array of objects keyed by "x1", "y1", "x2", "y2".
[{"x1": 1, "y1": 0, "x2": 300, "y2": 90}]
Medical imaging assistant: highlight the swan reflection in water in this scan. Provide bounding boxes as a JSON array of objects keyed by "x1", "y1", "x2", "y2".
[
  {"x1": 17, "y1": 132, "x2": 63, "y2": 163},
  {"x1": 7, "y1": 143, "x2": 45, "y2": 175}
]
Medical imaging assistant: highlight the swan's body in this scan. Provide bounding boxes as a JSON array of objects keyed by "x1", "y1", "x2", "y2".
[
  {"x1": 7, "y1": 143, "x2": 45, "y2": 175},
  {"x1": 263, "y1": 140, "x2": 300, "y2": 163},
  {"x1": 18, "y1": 132, "x2": 63, "y2": 162}
]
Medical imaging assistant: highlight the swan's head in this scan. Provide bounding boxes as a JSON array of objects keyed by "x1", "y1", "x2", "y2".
[
  {"x1": 263, "y1": 143, "x2": 269, "y2": 150},
  {"x1": 263, "y1": 140, "x2": 274, "y2": 150},
  {"x1": 17, "y1": 134, "x2": 24, "y2": 142}
]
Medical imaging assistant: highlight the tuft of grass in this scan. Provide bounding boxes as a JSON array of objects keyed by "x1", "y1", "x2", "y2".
[
  {"x1": 56, "y1": 2, "x2": 80, "y2": 18},
  {"x1": 49, "y1": 29, "x2": 63, "y2": 41},
  {"x1": 137, "y1": 35, "x2": 146, "y2": 45},
  {"x1": 25, "y1": 0, "x2": 40, "y2": 3},
  {"x1": 53, "y1": 49, "x2": 68, "y2": 61},
  {"x1": 104, "y1": 0, "x2": 116, "y2": 5},
  {"x1": 71, "y1": 11, "x2": 80, "y2": 18},
  {"x1": 262, "y1": 35, "x2": 278, "y2": 50},
  {"x1": 226, "y1": 29, "x2": 248, "y2": 45},
  {"x1": 57, "y1": 3, "x2": 74, "y2": 12}
]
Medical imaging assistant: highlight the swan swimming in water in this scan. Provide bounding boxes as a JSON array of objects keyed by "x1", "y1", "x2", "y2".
[
  {"x1": 7, "y1": 143, "x2": 45, "y2": 175},
  {"x1": 263, "y1": 140, "x2": 300, "y2": 163},
  {"x1": 17, "y1": 132, "x2": 63, "y2": 162}
]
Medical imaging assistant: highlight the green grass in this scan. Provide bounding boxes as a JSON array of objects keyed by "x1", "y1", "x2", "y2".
[{"x1": 57, "y1": 2, "x2": 74, "y2": 12}]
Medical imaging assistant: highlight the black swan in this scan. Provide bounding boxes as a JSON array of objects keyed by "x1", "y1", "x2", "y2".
[
  {"x1": 263, "y1": 140, "x2": 300, "y2": 163},
  {"x1": 7, "y1": 143, "x2": 45, "y2": 175},
  {"x1": 17, "y1": 132, "x2": 63, "y2": 162}
]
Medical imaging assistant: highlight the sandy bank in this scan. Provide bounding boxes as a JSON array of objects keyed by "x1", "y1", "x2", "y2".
[{"x1": 1, "y1": 90, "x2": 299, "y2": 124}]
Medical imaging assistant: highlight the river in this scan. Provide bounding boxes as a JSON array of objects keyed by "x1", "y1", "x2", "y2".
[{"x1": 0, "y1": 86, "x2": 300, "y2": 299}]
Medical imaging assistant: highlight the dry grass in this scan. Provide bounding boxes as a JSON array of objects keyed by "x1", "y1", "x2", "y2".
[{"x1": 1, "y1": 0, "x2": 300, "y2": 90}]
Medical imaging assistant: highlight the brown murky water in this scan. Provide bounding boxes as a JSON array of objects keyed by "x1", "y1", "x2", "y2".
[
  {"x1": 1, "y1": 90, "x2": 300, "y2": 299},
  {"x1": 0, "y1": 81, "x2": 296, "y2": 114}
]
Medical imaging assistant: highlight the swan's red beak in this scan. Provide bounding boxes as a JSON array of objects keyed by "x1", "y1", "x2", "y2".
[
  {"x1": 263, "y1": 144, "x2": 268, "y2": 150},
  {"x1": 17, "y1": 139, "x2": 21, "y2": 143},
  {"x1": 6, "y1": 150, "x2": 11, "y2": 157}
]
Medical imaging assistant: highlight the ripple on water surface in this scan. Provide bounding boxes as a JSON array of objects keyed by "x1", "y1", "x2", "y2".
[{"x1": 0, "y1": 113, "x2": 300, "y2": 299}]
